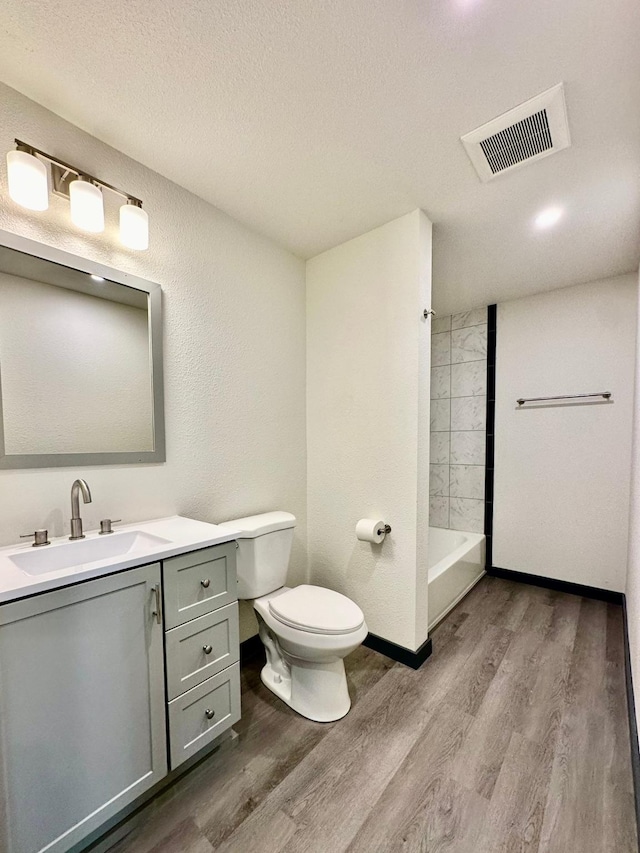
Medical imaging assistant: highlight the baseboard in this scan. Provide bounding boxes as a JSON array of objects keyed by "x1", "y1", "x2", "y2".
[
  {"x1": 488, "y1": 566, "x2": 624, "y2": 605},
  {"x1": 240, "y1": 633, "x2": 264, "y2": 664},
  {"x1": 622, "y1": 596, "x2": 640, "y2": 845},
  {"x1": 243, "y1": 630, "x2": 432, "y2": 671},
  {"x1": 363, "y1": 633, "x2": 433, "y2": 670}
]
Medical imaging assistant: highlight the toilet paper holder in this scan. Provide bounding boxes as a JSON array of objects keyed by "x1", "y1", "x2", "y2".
[{"x1": 356, "y1": 518, "x2": 392, "y2": 543}]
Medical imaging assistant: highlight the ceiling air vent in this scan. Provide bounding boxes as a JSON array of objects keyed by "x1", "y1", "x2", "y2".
[{"x1": 461, "y1": 83, "x2": 570, "y2": 182}]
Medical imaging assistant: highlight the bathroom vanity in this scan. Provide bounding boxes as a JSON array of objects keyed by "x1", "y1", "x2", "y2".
[
  {"x1": 0, "y1": 216, "x2": 241, "y2": 852},
  {"x1": 0, "y1": 516, "x2": 241, "y2": 853}
]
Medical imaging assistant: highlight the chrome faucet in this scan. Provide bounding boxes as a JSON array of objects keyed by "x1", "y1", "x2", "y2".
[{"x1": 69, "y1": 479, "x2": 92, "y2": 540}]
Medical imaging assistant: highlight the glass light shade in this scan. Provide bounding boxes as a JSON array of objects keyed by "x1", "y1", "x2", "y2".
[
  {"x1": 69, "y1": 179, "x2": 104, "y2": 232},
  {"x1": 119, "y1": 203, "x2": 149, "y2": 250},
  {"x1": 6, "y1": 149, "x2": 49, "y2": 211}
]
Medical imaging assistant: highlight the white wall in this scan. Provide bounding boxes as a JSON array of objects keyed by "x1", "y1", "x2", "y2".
[
  {"x1": 493, "y1": 275, "x2": 636, "y2": 592},
  {"x1": 0, "y1": 84, "x2": 307, "y2": 641},
  {"x1": 625, "y1": 267, "x2": 640, "y2": 731},
  {"x1": 306, "y1": 210, "x2": 432, "y2": 651}
]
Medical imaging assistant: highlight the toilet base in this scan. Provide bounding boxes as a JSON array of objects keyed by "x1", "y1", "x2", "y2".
[{"x1": 260, "y1": 657, "x2": 351, "y2": 723}]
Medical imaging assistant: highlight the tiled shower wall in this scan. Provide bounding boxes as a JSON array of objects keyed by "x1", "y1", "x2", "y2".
[{"x1": 429, "y1": 308, "x2": 487, "y2": 532}]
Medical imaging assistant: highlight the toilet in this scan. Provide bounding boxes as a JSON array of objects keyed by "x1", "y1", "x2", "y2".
[{"x1": 219, "y1": 511, "x2": 367, "y2": 722}]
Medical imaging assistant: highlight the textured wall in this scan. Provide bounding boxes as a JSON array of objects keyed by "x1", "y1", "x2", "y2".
[
  {"x1": 625, "y1": 267, "x2": 640, "y2": 731},
  {"x1": 429, "y1": 308, "x2": 487, "y2": 533},
  {"x1": 306, "y1": 210, "x2": 432, "y2": 652},
  {"x1": 0, "y1": 84, "x2": 307, "y2": 641},
  {"x1": 493, "y1": 275, "x2": 636, "y2": 591}
]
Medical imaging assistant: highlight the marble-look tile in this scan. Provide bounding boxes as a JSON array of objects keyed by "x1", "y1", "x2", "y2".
[
  {"x1": 431, "y1": 314, "x2": 452, "y2": 334},
  {"x1": 429, "y1": 464, "x2": 449, "y2": 496},
  {"x1": 430, "y1": 398, "x2": 450, "y2": 432},
  {"x1": 451, "y1": 324, "x2": 487, "y2": 364},
  {"x1": 430, "y1": 432, "x2": 450, "y2": 464},
  {"x1": 451, "y1": 308, "x2": 488, "y2": 330},
  {"x1": 451, "y1": 361, "x2": 487, "y2": 397},
  {"x1": 431, "y1": 332, "x2": 451, "y2": 367},
  {"x1": 450, "y1": 497, "x2": 485, "y2": 533},
  {"x1": 451, "y1": 431, "x2": 486, "y2": 465},
  {"x1": 430, "y1": 365, "x2": 451, "y2": 400},
  {"x1": 429, "y1": 496, "x2": 449, "y2": 528},
  {"x1": 451, "y1": 396, "x2": 487, "y2": 431},
  {"x1": 450, "y1": 465, "x2": 485, "y2": 500}
]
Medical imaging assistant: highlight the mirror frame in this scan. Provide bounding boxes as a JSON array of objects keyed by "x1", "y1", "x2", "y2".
[{"x1": 0, "y1": 229, "x2": 166, "y2": 468}]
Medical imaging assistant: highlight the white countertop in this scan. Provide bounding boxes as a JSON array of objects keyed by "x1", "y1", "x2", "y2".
[{"x1": 0, "y1": 516, "x2": 240, "y2": 604}]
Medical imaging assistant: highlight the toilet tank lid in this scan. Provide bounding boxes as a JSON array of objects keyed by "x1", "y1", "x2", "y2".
[{"x1": 218, "y1": 511, "x2": 296, "y2": 538}]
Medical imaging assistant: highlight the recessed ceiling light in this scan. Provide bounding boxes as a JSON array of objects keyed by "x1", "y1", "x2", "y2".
[
  {"x1": 535, "y1": 206, "x2": 563, "y2": 229},
  {"x1": 90, "y1": 275, "x2": 105, "y2": 282}
]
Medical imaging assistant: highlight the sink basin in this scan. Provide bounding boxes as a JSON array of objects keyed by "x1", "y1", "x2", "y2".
[
  {"x1": 10, "y1": 531, "x2": 172, "y2": 576},
  {"x1": 0, "y1": 515, "x2": 239, "y2": 603}
]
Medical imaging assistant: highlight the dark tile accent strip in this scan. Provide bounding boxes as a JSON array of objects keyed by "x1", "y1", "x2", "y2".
[
  {"x1": 484, "y1": 471, "x2": 494, "y2": 505},
  {"x1": 240, "y1": 633, "x2": 264, "y2": 665},
  {"x1": 363, "y1": 633, "x2": 433, "y2": 670},
  {"x1": 488, "y1": 565, "x2": 624, "y2": 604},
  {"x1": 484, "y1": 303, "x2": 497, "y2": 569},
  {"x1": 622, "y1": 595, "x2": 640, "y2": 847}
]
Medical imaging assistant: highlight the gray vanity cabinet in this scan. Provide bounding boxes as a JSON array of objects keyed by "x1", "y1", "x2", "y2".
[
  {"x1": 0, "y1": 564, "x2": 167, "y2": 853},
  {"x1": 163, "y1": 543, "x2": 241, "y2": 769}
]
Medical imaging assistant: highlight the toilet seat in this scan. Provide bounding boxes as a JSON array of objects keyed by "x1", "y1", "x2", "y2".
[{"x1": 268, "y1": 584, "x2": 365, "y2": 635}]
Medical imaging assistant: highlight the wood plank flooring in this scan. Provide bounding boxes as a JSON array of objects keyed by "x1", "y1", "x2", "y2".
[{"x1": 107, "y1": 577, "x2": 637, "y2": 853}]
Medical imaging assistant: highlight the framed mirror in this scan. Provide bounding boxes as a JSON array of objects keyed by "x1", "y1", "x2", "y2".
[{"x1": 0, "y1": 230, "x2": 165, "y2": 468}]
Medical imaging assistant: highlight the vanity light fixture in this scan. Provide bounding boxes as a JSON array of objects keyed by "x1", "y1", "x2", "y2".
[
  {"x1": 5, "y1": 140, "x2": 149, "y2": 250},
  {"x1": 6, "y1": 145, "x2": 49, "y2": 211},
  {"x1": 119, "y1": 200, "x2": 149, "y2": 251},
  {"x1": 69, "y1": 177, "x2": 105, "y2": 233}
]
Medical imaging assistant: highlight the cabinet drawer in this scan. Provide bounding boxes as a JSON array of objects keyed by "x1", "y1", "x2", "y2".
[
  {"x1": 168, "y1": 663, "x2": 241, "y2": 769},
  {"x1": 165, "y1": 602, "x2": 239, "y2": 700},
  {"x1": 163, "y1": 542, "x2": 236, "y2": 629}
]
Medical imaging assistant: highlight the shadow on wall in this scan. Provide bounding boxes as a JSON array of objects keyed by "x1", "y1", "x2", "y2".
[{"x1": 345, "y1": 537, "x2": 395, "y2": 584}]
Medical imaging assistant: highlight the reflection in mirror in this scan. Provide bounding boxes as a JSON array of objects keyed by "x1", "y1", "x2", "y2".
[{"x1": 0, "y1": 239, "x2": 164, "y2": 468}]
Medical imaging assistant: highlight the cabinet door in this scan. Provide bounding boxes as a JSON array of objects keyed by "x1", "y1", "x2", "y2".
[{"x1": 0, "y1": 564, "x2": 167, "y2": 853}]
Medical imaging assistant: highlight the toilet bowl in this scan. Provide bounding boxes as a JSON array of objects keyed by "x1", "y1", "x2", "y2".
[
  {"x1": 218, "y1": 512, "x2": 367, "y2": 722},
  {"x1": 254, "y1": 585, "x2": 367, "y2": 722}
]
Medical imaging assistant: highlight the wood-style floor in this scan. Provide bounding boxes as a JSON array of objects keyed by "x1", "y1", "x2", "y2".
[{"x1": 108, "y1": 576, "x2": 637, "y2": 853}]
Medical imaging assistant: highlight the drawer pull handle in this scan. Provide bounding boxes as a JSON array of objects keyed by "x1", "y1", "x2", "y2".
[
  {"x1": 205, "y1": 708, "x2": 215, "y2": 720},
  {"x1": 151, "y1": 584, "x2": 162, "y2": 625},
  {"x1": 201, "y1": 579, "x2": 211, "y2": 589},
  {"x1": 203, "y1": 644, "x2": 213, "y2": 655}
]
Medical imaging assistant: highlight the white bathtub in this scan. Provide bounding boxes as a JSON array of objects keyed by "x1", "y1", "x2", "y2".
[{"x1": 428, "y1": 527, "x2": 486, "y2": 630}]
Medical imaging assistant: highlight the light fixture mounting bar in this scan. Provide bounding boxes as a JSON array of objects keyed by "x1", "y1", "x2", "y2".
[{"x1": 14, "y1": 139, "x2": 143, "y2": 206}]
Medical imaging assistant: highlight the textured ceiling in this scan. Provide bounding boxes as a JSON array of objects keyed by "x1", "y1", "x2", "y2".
[{"x1": 0, "y1": 0, "x2": 639, "y2": 311}]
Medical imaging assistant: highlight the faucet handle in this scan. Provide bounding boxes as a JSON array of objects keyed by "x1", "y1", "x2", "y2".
[
  {"x1": 20, "y1": 529, "x2": 50, "y2": 547},
  {"x1": 99, "y1": 519, "x2": 121, "y2": 535}
]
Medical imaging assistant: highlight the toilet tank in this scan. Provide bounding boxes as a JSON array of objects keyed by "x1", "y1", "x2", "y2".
[{"x1": 218, "y1": 511, "x2": 296, "y2": 599}]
